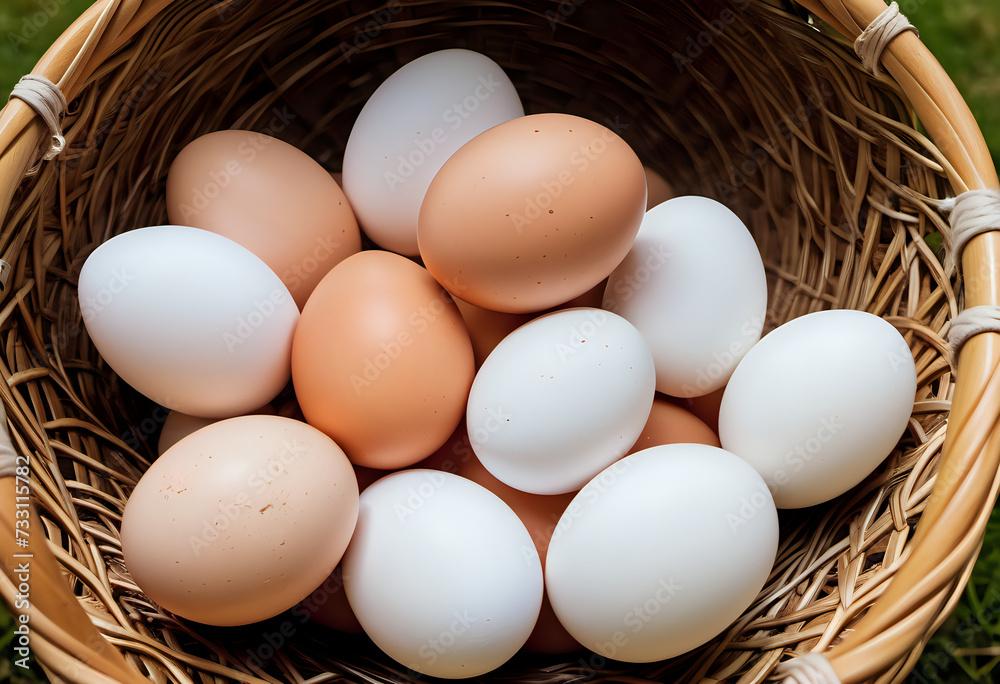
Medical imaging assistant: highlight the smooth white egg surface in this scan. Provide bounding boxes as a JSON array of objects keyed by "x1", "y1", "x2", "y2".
[
  {"x1": 719, "y1": 309, "x2": 917, "y2": 508},
  {"x1": 341, "y1": 469, "x2": 543, "y2": 678},
  {"x1": 78, "y1": 225, "x2": 299, "y2": 418},
  {"x1": 467, "y1": 307, "x2": 656, "y2": 495},
  {"x1": 603, "y1": 195, "x2": 767, "y2": 397},
  {"x1": 545, "y1": 444, "x2": 779, "y2": 663}
]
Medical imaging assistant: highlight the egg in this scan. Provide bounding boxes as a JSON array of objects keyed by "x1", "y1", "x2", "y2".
[
  {"x1": 603, "y1": 196, "x2": 767, "y2": 397},
  {"x1": 418, "y1": 113, "x2": 647, "y2": 313},
  {"x1": 298, "y1": 464, "x2": 382, "y2": 634},
  {"x1": 166, "y1": 130, "x2": 361, "y2": 309},
  {"x1": 453, "y1": 297, "x2": 534, "y2": 369},
  {"x1": 157, "y1": 412, "x2": 215, "y2": 455},
  {"x1": 626, "y1": 396, "x2": 720, "y2": 455},
  {"x1": 670, "y1": 386, "x2": 725, "y2": 435},
  {"x1": 545, "y1": 444, "x2": 778, "y2": 662},
  {"x1": 343, "y1": 49, "x2": 523, "y2": 255},
  {"x1": 298, "y1": 564, "x2": 361, "y2": 633},
  {"x1": 342, "y1": 469, "x2": 543, "y2": 678},
  {"x1": 120, "y1": 415, "x2": 359, "y2": 626},
  {"x1": 456, "y1": 445, "x2": 581, "y2": 654},
  {"x1": 78, "y1": 226, "x2": 299, "y2": 418},
  {"x1": 415, "y1": 421, "x2": 479, "y2": 474},
  {"x1": 467, "y1": 307, "x2": 655, "y2": 495},
  {"x1": 158, "y1": 404, "x2": 278, "y2": 455},
  {"x1": 554, "y1": 279, "x2": 609, "y2": 310},
  {"x1": 719, "y1": 309, "x2": 917, "y2": 508},
  {"x1": 291, "y1": 250, "x2": 475, "y2": 469},
  {"x1": 642, "y1": 166, "x2": 674, "y2": 210}
]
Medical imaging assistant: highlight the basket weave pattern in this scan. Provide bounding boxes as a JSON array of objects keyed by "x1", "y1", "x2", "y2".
[{"x1": 1, "y1": 1, "x2": 999, "y2": 682}]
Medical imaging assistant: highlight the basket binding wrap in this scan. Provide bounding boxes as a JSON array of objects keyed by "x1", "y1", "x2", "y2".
[{"x1": 1, "y1": 1, "x2": 999, "y2": 682}]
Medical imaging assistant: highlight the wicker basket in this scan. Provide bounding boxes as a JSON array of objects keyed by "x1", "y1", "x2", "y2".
[{"x1": 1, "y1": 0, "x2": 999, "y2": 682}]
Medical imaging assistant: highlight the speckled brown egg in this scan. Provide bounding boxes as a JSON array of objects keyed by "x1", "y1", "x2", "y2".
[
  {"x1": 417, "y1": 113, "x2": 646, "y2": 313},
  {"x1": 120, "y1": 415, "x2": 359, "y2": 626}
]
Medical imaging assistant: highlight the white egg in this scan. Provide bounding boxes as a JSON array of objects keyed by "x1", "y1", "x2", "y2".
[
  {"x1": 603, "y1": 195, "x2": 767, "y2": 397},
  {"x1": 341, "y1": 469, "x2": 542, "y2": 678},
  {"x1": 545, "y1": 444, "x2": 778, "y2": 663},
  {"x1": 467, "y1": 307, "x2": 655, "y2": 495},
  {"x1": 78, "y1": 225, "x2": 299, "y2": 418},
  {"x1": 342, "y1": 48, "x2": 523, "y2": 255},
  {"x1": 719, "y1": 309, "x2": 917, "y2": 508}
]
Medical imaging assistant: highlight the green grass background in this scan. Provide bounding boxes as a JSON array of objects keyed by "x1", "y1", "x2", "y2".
[{"x1": 1, "y1": 1, "x2": 999, "y2": 682}]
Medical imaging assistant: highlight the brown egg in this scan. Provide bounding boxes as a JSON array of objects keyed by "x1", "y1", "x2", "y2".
[
  {"x1": 456, "y1": 431, "x2": 581, "y2": 654},
  {"x1": 298, "y1": 463, "x2": 382, "y2": 634},
  {"x1": 166, "y1": 130, "x2": 361, "y2": 309},
  {"x1": 643, "y1": 165, "x2": 675, "y2": 210},
  {"x1": 418, "y1": 113, "x2": 646, "y2": 313},
  {"x1": 297, "y1": 564, "x2": 361, "y2": 633},
  {"x1": 413, "y1": 421, "x2": 479, "y2": 474},
  {"x1": 272, "y1": 393, "x2": 306, "y2": 422},
  {"x1": 546, "y1": 278, "x2": 608, "y2": 311},
  {"x1": 120, "y1": 415, "x2": 359, "y2": 627},
  {"x1": 627, "y1": 396, "x2": 721, "y2": 454},
  {"x1": 291, "y1": 251, "x2": 475, "y2": 469},
  {"x1": 668, "y1": 386, "x2": 725, "y2": 435},
  {"x1": 453, "y1": 297, "x2": 535, "y2": 368},
  {"x1": 453, "y1": 278, "x2": 609, "y2": 369},
  {"x1": 157, "y1": 404, "x2": 277, "y2": 455}
]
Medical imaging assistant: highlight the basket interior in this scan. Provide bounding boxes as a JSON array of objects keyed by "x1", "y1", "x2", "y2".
[{"x1": 7, "y1": 0, "x2": 961, "y2": 681}]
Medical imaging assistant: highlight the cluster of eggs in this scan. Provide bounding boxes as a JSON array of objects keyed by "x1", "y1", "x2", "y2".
[{"x1": 79, "y1": 49, "x2": 918, "y2": 678}]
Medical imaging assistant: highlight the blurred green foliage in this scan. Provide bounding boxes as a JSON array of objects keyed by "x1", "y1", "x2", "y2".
[
  {"x1": 911, "y1": 0, "x2": 1000, "y2": 171},
  {"x1": 0, "y1": 0, "x2": 93, "y2": 101},
  {"x1": 908, "y1": 506, "x2": 1000, "y2": 683},
  {"x1": 0, "y1": 2, "x2": 998, "y2": 683},
  {"x1": 0, "y1": 602, "x2": 46, "y2": 682}
]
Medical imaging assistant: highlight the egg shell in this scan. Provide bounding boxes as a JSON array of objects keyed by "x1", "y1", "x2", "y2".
[
  {"x1": 120, "y1": 415, "x2": 360, "y2": 626},
  {"x1": 643, "y1": 166, "x2": 674, "y2": 210},
  {"x1": 418, "y1": 113, "x2": 647, "y2": 313},
  {"x1": 457, "y1": 447, "x2": 581, "y2": 654},
  {"x1": 545, "y1": 278, "x2": 609, "y2": 312},
  {"x1": 298, "y1": 463, "x2": 382, "y2": 634},
  {"x1": 343, "y1": 49, "x2": 523, "y2": 256},
  {"x1": 626, "y1": 396, "x2": 721, "y2": 455},
  {"x1": 669, "y1": 386, "x2": 725, "y2": 435},
  {"x1": 298, "y1": 564, "x2": 361, "y2": 633},
  {"x1": 157, "y1": 411, "x2": 216, "y2": 456},
  {"x1": 453, "y1": 297, "x2": 535, "y2": 369},
  {"x1": 603, "y1": 195, "x2": 767, "y2": 397},
  {"x1": 454, "y1": 279, "x2": 611, "y2": 369},
  {"x1": 158, "y1": 404, "x2": 278, "y2": 455},
  {"x1": 545, "y1": 444, "x2": 778, "y2": 662},
  {"x1": 467, "y1": 307, "x2": 656, "y2": 495},
  {"x1": 342, "y1": 469, "x2": 544, "y2": 678},
  {"x1": 718, "y1": 309, "x2": 917, "y2": 509},
  {"x1": 414, "y1": 421, "x2": 479, "y2": 474},
  {"x1": 78, "y1": 225, "x2": 299, "y2": 418},
  {"x1": 166, "y1": 130, "x2": 361, "y2": 309},
  {"x1": 291, "y1": 250, "x2": 475, "y2": 469}
]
